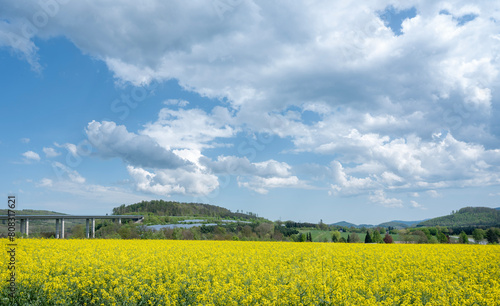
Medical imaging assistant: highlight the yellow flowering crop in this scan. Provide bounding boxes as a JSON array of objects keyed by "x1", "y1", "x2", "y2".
[{"x1": 1, "y1": 239, "x2": 499, "y2": 305}]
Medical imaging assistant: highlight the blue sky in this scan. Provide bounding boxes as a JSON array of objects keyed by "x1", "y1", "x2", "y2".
[{"x1": 1, "y1": 1, "x2": 500, "y2": 224}]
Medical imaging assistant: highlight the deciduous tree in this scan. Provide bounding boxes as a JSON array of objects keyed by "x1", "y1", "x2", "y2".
[
  {"x1": 459, "y1": 231, "x2": 469, "y2": 244},
  {"x1": 383, "y1": 233, "x2": 393, "y2": 244},
  {"x1": 331, "y1": 231, "x2": 341, "y2": 242},
  {"x1": 372, "y1": 230, "x2": 382, "y2": 243}
]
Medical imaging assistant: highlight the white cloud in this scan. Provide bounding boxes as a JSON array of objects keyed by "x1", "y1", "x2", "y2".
[
  {"x1": 164, "y1": 99, "x2": 189, "y2": 107},
  {"x1": 86, "y1": 120, "x2": 187, "y2": 169},
  {"x1": 205, "y1": 156, "x2": 307, "y2": 193},
  {"x1": 127, "y1": 165, "x2": 218, "y2": 197},
  {"x1": 20, "y1": 138, "x2": 30, "y2": 143},
  {"x1": 22, "y1": 150, "x2": 40, "y2": 161},
  {"x1": 51, "y1": 162, "x2": 86, "y2": 184},
  {"x1": 55, "y1": 142, "x2": 78, "y2": 157},
  {"x1": 410, "y1": 200, "x2": 427, "y2": 210},
  {"x1": 43, "y1": 147, "x2": 61, "y2": 158},
  {"x1": 369, "y1": 190, "x2": 404, "y2": 208},
  {"x1": 141, "y1": 107, "x2": 237, "y2": 151},
  {"x1": 330, "y1": 161, "x2": 377, "y2": 196},
  {"x1": 238, "y1": 176, "x2": 301, "y2": 195},
  {"x1": 0, "y1": 20, "x2": 40, "y2": 71},
  {"x1": 426, "y1": 190, "x2": 441, "y2": 198},
  {"x1": 206, "y1": 156, "x2": 291, "y2": 178}
]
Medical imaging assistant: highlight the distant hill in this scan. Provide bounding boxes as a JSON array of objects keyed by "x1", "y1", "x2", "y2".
[
  {"x1": 379, "y1": 220, "x2": 424, "y2": 228},
  {"x1": 112, "y1": 200, "x2": 263, "y2": 221},
  {"x1": 331, "y1": 221, "x2": 359, "y2": 228},
  {"x1": 417, "y1": 207, "x2": 500, "y2": 228},
  {"x1": 332, "y1": 220, "x2": 424, "y2": 229},
  {"x1": 0, "y1": 209, "x2": 66, "y2": 215},
  {"x1": 378, "y1": 221, "x2": 409, "y2": 229}
]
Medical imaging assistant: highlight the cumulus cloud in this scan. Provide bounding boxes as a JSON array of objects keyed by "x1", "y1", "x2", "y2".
[
  {"x1": 86, "y1": 120, "x2": 187, "y2": 169},
  {"x1": 410, "y1": 200, "x2": 427, "y2": 210},
  {"x1": 205, "y1": 156, "x2": 305, "y2": 194},
  {"x1": 55, "y1": 142, "x2": 79, "y2": 157},
  {"x1": 141, "y1": 107, "x2": 237, "y2": 151},
  {"x1": 43, "y1": 147, "x2": 61, "y2": 158},
  {"x1": 238, "y1": 176, "x2": 301, "y2": 195},
  {"x1": 369, "y1": 190, "x2": 404, "y2": 208},
  {"x1": 205, "y1": 156, "x2": 292, "y2": 178},
  {"x1": 127, "y1": 165, "x2": 219, "y2": 197},
  {"x1": 22, "y1": 150, "x2": 40, "y2": 161}
]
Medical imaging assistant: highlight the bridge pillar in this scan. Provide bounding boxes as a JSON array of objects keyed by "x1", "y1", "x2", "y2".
[
  {"x1": 61, "y1": 218, "x2": 65, "y2": 239},
  {"x1": 56, "y1": 219, "x2": 60, "y2": 238},
  {"x1": 20, "y1": 219, "x2": 25, "y2": 234},
  {"x1": 118, "y1": 218, "x2": 122, "y2": 224},
  {"x1": 92, "y1": 218, "x2": 95, "y2": 238},
  {"x1": 25, "y1": 219, "x2": 29, "y2": 237},
  {"x1": 86, "y1": 219, "x2": 90, "y2": 238}
]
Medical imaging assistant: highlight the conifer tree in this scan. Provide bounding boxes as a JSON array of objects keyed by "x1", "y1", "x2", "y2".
[{"x1": 364, "y1": 230, "x2": 372, "y2": 243}]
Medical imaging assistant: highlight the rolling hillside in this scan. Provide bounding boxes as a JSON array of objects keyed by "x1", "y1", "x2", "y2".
[
  {"x1": 417, "y1": 207, "x2": 500, "y2": 228},
  {"x1": 112, "y1": 200, "x2": 264, "y2": 221}
]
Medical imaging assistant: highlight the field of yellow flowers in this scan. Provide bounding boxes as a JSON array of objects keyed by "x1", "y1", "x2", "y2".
[{"x1": 1, "y1": 239, "x2": 499, "y2": 305}]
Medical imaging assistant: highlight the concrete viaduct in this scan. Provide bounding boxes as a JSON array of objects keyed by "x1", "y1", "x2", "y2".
[{"x1": 0, "y1": 215, "x2": 144, "y2": 238}]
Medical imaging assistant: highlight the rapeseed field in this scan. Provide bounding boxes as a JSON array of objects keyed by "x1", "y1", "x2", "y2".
[{"x1": 1, "y1": 239, "x2": 499, "y2": 305}]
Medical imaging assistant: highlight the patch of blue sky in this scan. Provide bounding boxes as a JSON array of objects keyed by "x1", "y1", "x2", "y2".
[
  {"x1": 378, "y1": 6, "x2": 417, "y2": 36},
  {"x1": 439, "y1": 10, "x2": 478, "y2": 26}
]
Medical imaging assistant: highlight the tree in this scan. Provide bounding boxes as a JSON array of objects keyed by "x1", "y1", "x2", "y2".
[
  {"x1": 331, "y1": 231, "x2": 341, "y2": 242},
  {"x1": 485, "y1": 228, "x2": 499, "y2": 244},
  {"x1": 421, "y1": 228, "x2": 432, "y2": 241},
  {"x1": 372, "y1": 230, "x2": 383, "y2": 243},
  {"x1": 256, "y1": 223, "x2": 274, "y2": 238},
  {"x1": 472, "y1": 228, "x2": 484, "y2": 243},
  {"x1": 318, "y1": 219, "x2": 328, "y2": 231},
  {"x1": 242, "y1": 225, "x2": 253, "y2": 237},
  {"x1": 364, "y1": 230, "x2": 372, "y2": 243},
  {"x1": 299, "y1": 233, "x2": 306, "y2": 242},
  {"x1": 70, "y1": 224, "x2": 86, "y2": 238},
  {"x1": 383, "y1": 233, "x2": 393, "y2": 244},
  {"x1": 339, "y1": 237, "x2": 347, "y2": 243},
  {"x1": 413, "y1": 230, "x2": 429, "y2": 244},
  {"x1": 348, "y1": 233, "x2": 360, "y2": 243},
  {"x1": 437, "y1": 231, "x2": 448, "y2": 243},
  {"x1": 459, "y1": 231, "x2": 469, "y2": 244}
]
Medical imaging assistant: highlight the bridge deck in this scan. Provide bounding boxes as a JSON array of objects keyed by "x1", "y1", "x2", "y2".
[{"x1": 0, "y1": 215, "x2": 144, "y2": 238}]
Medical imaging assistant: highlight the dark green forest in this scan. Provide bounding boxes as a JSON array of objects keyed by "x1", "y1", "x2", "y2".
[
  {"x1": 417, "y1": 207, "x2": 500, "y2": 229},
  {"x1": 112, "y1": 200, "x2": 263, "y2": 221}
]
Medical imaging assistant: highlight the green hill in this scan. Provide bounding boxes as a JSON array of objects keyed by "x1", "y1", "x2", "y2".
[
  {"x1": 0, "y1": 209, "x2": 66, "y2": 215},
  {"x1": 112, "y1": 200, "x2": 263, "y2": 221},
  {"x1": 331, "y1": 221, "x2": 358, "y2": 228},
  {"x1": 417, "y1": 207, "x2": 500, "y2": 228},
  {"x1": 378, "y1": 221, "x2": 409, "y2": 229}
]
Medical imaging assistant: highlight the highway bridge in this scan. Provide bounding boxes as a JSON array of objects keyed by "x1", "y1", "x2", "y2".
[{"x1": 0, "y1": 215, "x2": 144, "y2": 238}]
